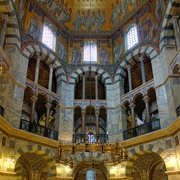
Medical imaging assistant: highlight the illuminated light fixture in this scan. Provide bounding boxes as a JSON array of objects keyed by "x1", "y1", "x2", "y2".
[
  {"x1": 164, "y1": 154, "x2": 177, "y2": 162},
  {"x1": 7, "y1": 156, "x2": 16, "y2": 163}
]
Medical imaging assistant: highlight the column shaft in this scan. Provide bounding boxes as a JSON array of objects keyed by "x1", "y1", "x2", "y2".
[
  {"x1": 34, "y1": 57, "x2": 40, "y2": 83},
  {"x1": 95, "y1": 74, "x2": 98, "y2": 100},
  {"x1": 82, "y1": 74, "x2": 86, "y2": 100},
  {"x1": 0, "y1": 14, "x2": 8, "y2": 48},
  {"x1": 81, "y1": 110, "x2": 86, "y2": 134},
  {"x1": 127, "y1": 65, "x2": 132, "y2": 91},
  {"x1": 45, "y1": 101, "x2": 52, "y2": 128},
  {"x1": 143, "y1": 94, "x2": 150, "y2": 123},
  {"x1": 129, "y1": 101, "x2": 136, "y2": 128},
  {"x1": 140, "y1": 56, "x2": 146, "y2": 84},
  {"x1": 95, "y1": 110, "x2": 99, "y2": 134},
  {"x1": 30, "y1": 95, "x2": 38, "y2": 123},
  {"x1": 48, "y1": 65, "x2": 54, "y2": 91}
]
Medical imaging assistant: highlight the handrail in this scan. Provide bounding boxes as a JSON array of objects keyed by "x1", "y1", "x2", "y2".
[
  {"x1": 123, "y1": 119, "x2": 161, "y2": 140},
  {"x1": 20, "y1": 119, "x2": 58, "y2": 140}
]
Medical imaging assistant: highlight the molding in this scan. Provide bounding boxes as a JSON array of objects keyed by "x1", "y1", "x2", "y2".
[
  {"x1": 165, "y1": 170, "x2": 180, "y2": 175},
  {"x1": 154, "y1": 75, "x2": 180, "y2": 89},
  {"x1": 0, "y1": 171, "x2": 16, "y2": 176}
]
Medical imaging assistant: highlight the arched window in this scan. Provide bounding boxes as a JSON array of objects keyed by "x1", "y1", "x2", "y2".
[
  {"x1": 42, "y1": 23, "x2": 56, "y2": 51},
  {"x1": 125, "y1": 23, "x2": 138, "y2": 51},
  {"x1": 86, "y1": 169, "x2": 96, "y2": 180},
  {"x1": 84, "y1": 40, "x2": 97, "y2": 62}
]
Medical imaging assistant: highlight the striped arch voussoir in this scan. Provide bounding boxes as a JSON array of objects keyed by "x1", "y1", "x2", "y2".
[{"x1": 16, "y1": 144, "x2": 57, "y2": 177}]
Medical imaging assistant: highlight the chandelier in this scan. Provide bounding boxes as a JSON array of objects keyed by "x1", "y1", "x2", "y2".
[{"x1": 55, "y1": 139, "x2": 128, "y2": 167}]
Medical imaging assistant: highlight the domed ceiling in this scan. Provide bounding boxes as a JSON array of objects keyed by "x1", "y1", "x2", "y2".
[{"x1": 35, "y1": 0, "x2": 147, "y2": 36}]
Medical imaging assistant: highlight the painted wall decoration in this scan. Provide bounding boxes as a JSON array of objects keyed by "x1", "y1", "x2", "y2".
[
  {"x1": 58, "y1": 41, "x2": 67, "y2": 62},
  {"x1": 71, "y1": 46, "x2": 81, "y2": 65},
  {"x1": 113, "y1": 42, "x2": 123, "y2": 64},
  {"x1": 99, "y1": 47, "x2": 110, "y2": 65}
]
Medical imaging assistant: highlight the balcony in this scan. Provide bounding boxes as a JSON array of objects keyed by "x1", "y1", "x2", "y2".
[
  {"x1": 73, "y1": 134, "x2": 108, "y2": 144},
  {"x1": 20, "y1": 119, "x2": 58, "y2": 140},
  {"x1": 123, "y1": 119, "x2": 161, "y2": 140}
]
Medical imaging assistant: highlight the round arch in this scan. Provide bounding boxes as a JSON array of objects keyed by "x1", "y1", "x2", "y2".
[
  {"x1": 114, "y1": 45, "x2": 158, "y2": 84},
  {"x1": 22, "y1": 43, "x2": 66, "y2": 82}
]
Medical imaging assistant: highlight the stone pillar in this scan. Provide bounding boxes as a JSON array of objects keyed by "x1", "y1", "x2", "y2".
[
  {"x1": 48, "y1": 64, "x2": 54, "y2": 91},
  {"x1": 45, "y1": 101, "x2": 52, "y2": 128},
  {"x1": 139, "y1": 55, "x2": 146, "y2": 84},
  {"x1": 126, "y1": 65, "x2": 132, "y2": 91},
  {"x1": 143, "y1": 94, "x2": 150, "y2": 123},
  {"x1": 34, "y1": 56, "x2": 41, "y2": 84},
  {"x1": 95, "y1": 73, "x2": 98, "y2": 100},
  {"x1": 81, "y1": 109, "x2": 86, "y2": 134},
  {"x1": 129, "y1": 101, "x2": 136, "y2": 128},
  {"x1": 82, "y1": 73, "x2": 86, "y2": 100},
  {"x1": 0, "y1": 14, "x2": 8, "y2": 48},
  {"x1": 171, "y1": 15, "x2": 180, "y2": 49},
  {"x1": 30, "y1": 94, "x2": 38, "y2": 123},
  {"x1": 95, "y1": 110, "x2": 99, "y2": 134}
]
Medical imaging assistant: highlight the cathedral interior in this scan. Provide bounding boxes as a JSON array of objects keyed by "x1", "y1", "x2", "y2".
[{"x1": 0, "y1": 0, "x2": 180, "y2": 179}]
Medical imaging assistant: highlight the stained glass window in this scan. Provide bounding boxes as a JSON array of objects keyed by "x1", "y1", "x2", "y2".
[
  {"x1": 86, "y1": 169, "x2": 96, "y2": 180},
  {"x1": 126, "y1": 24, "x2": 138, "y2": 50},
  {"x1": 42, "y1": 25, "x2": 56, "y2": 51},
  {"x1": 84, "y1": 41, "x2": 97, "y2": 62}
]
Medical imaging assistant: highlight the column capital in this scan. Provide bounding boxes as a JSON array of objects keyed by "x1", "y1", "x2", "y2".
[
  {"x1": 125, "y1": 64, "x2": 131, "y2": 70},
  {"x1": 81, "y1": 109, "x2": 86, "y2": 116},
  {"x1": 49, "y1": 64, "x2": 55, "y2": 69},
  {"x1": 170, "y1": 15, "x2": 179, "y2": 24},
  {"x1": 139, "y1": 55, "x2": 144, "y2": 62},
  {"x1": 30, "y1": 95, "x2": 38, "y2": 102},
  {"x1": 143, "y1": 94, "x2": 150, "y2": 102},
  {"x1": 129, "y1": 101, "x2": 136, "y2": 109},
  {"x1": 45, "y1": 101, "x2": 52, "y2": 109},
  {"x1": 95, "y1": 110, "x2": 100, "y2": 116},
  {"x1": 1, "y1": 14, "x2": 8, "y2": 21}
]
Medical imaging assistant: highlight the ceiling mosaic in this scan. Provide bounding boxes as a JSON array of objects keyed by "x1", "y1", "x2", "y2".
[{"x1": 35, "y1": 0, "x2": 148, "y2": 35}]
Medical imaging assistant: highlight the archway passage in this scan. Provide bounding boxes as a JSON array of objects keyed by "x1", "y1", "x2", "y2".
[
  {"x1": 131, "y1": 152, "x2": 167, "y2": 180},
  {"x1": 15, "y1": 153, "x2": 50, "y2": 180}
]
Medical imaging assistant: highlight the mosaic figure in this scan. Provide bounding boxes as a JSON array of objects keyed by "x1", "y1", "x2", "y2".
[
  {"x1": 156, "y1": 0, "x2": 163, "y2": 21},
  {"x1": 94, "y1": 10, "x2": 106, "y2": 32},
  {"x1": 27, "y1": 17, "x2": 41, "y2": 39},
  {"x1": 72, "y1": 10, "x2": 83, "y2": 31},
  {"x1": 119, "y1": 0, "x2": 128, "y2": 19},
  {"x1": 58, "y1": 42, "x2": 67, "y2": 61},
  {"x1": 57, "y1": 2, "x2": 71, "y2": 23},
  {"x1": 114, "y1": 42, "x2": 123, "y2": 64},
  {"x1": 39, "y1": 0, "x2": 53, "y2": 7},
  {"x1": 84, "y1": 9, "x2": 95, "y2": 32},
  {"x1": 71, "y1": 46, "x2": 81, "y2": 65},
  {"x1": 111, "y1": 3, "x2": 120, "y2": 27},
  {"x1": 50, "y1": 0, "x2": 63, "y2": 16},
  {"x1": 100, "y1": 47, "x2": 109, "y2": 65},
  {"x1": 18, "y1": 0, "x2": 25, "y2": 21}
]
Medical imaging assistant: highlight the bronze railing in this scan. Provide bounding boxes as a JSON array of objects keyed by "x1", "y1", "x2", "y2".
[
  {"x1": 20, "y1": 119, "x2": 58, "y2": 140},
  {"x1": 123, "y1": 119, "x2": 161, "y2": 140}
]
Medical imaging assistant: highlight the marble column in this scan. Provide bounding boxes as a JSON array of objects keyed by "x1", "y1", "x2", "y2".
[
  {"x1": 45, "y1": 101, "x2": 52, "y2": 128},
  {"x1": 48, "y1": 64, "x2": 54, "y2": 91},
  {"x1": 143, "y1": 94, "x2": 150, "y2": 123},
  {"x1": 126, "y1": 65, "x2": 132, "y2": 91},
  {"x1": 139, "y1": 56, "x2": 146, "y2": 84},
  {"x1": 95, "y1": 110, "x2": 100, "y2": 134},
  {"x1": 0, "y1": 14, "x2": 8, "y2": 48},
  {"x1": 30, "y1": 94, "x2": 38, "y2": 123},
  {"x1": 34, "y1": 57, "x2": 41, "y2": 84},
  {"x1": 81, "y1": 109, "x2": 86, "y2": 134},
  {"x1": 82, "y1": 73, "x2": 86, "y2": 100},
  {"x1": 171, "y1": 15, "x2": 180, "y2": 49},
  {"x1": 95, "y1": 73, "x2": 98, "y2": 100},
  {"x1": 129, "y1": 101, "x2": 136, "y2": 128}
]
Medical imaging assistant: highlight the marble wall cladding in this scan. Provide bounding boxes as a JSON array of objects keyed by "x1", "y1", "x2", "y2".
[
  {"x1": 106, "y1": 84, "x2": 121, "y2": 108},
  {"x1": 5, "y1": 49, "x2": 28, "y2": 85},
  {"x1": 58, "y1": 108, "x2": 74, "y2": 142},
  {"x1": 59, "y1": 82, "x2": 74, "y2": 107},
  {"x1": 152, "y1": 54, "x2": 169, "y2": 87},
  {"x1": 107, "y1": 108, "x2": 123, "y2": 142},
  {"x1": 156, "y1": 78, "x2": 178, "y2": 129},
  {"x1": 0, "y1": 78, "x2": 24, "y2": 128}
]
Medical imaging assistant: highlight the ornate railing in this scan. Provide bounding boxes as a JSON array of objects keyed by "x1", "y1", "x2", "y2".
[
  {"x1": 73, "y1": 134, "x2": 108, "y2": 144},
  {"x1": 20, "y1": 119, "x2": 58, "y2": 140},
  {"x1": 123, "y1": 119, "x2": 161, "y2": 140}
]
